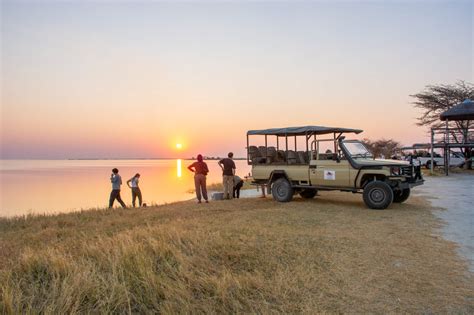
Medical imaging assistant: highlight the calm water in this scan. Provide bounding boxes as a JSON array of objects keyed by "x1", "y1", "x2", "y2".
[{"x1": 0, "y1": 159, "x2": 251, "y2": 217}]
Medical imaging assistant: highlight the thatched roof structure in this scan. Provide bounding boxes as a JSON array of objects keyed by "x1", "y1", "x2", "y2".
[{"x1": 440, "y1": 99, "x2": 474, "y2": 121}]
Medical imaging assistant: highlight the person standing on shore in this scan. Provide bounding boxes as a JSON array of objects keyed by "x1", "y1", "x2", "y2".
[
  {"x1": 188, "y1": 154, "x2": 209, "y2": 203},
  {"x1": 109, "y1": 168, "x2": 127, "y2": 208},
  {"x1": 218, "y1": 152, "x2": 236, "y2": 200},
  {"x1": 233, "y1": 175, "x2": 244, "y2": 199},
  {"x1": 127, "y1": 173, "x2": 142, "y2": 207}
]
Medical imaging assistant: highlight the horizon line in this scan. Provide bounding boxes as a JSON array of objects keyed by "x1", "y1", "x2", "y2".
[{"x1": 0, "y1": 157, "x2": 248, "y2": 161}]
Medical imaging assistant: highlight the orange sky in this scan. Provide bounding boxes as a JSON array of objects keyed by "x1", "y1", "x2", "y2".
[{"x1": 1, "y1": 2, "x2": 472, "y2": 159}]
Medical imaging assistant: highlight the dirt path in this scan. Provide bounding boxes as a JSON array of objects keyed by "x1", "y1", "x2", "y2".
[{"x1": 413, "y1": 173, "x2": 474, "y2": 272}]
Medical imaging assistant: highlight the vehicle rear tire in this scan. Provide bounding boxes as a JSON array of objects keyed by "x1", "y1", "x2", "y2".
[
  {"x1": 271, "y1": 178, "x2": 294, "y2": 202},
  {"x1": 299, "y1": 189, "x2": 317, "y2": 199},
  {"x1": 363, "y1": 181, "x2": 394, "y2": 210},
  {"x1": 393, "y1": 188, "x2": 410, "y2": 203},
  {"x1": 425, "y1": 161, "x2": 437, "y2": 169}
]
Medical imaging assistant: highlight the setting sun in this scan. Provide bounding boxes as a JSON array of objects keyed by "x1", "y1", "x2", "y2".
[{"x1": 176, "y1": 143, "x2": 183, "y2": 150}]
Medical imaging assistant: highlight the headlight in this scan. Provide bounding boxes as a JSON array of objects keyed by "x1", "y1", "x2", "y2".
[{"x1": 390, "y1": 167, "x2": 401, "y2": 175}]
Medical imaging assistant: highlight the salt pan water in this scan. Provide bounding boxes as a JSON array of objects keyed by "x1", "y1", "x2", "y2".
[{"x1": 0, "y1": 159, "x2": 251, "y2": 217}]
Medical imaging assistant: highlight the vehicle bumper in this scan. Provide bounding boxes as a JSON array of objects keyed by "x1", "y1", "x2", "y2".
[
  {"x1": 387, "y1": 175, "x2": 424, "y2": 190},
  {"x1": 400, "y1": 179, "x2": 424, "y2": 190}
]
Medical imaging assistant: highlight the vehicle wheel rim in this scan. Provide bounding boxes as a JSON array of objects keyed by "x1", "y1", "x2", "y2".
[
  {"x1": 276, "y1": 184, "x2": 287, "y2": 197},
  {"x1": 370, "y1": 188, "x2": 385, "y2": 203}
]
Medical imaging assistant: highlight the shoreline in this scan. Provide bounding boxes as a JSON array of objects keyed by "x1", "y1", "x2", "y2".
[{"x1": 0, "y1": 188, "x2": 261, "y2": 220}]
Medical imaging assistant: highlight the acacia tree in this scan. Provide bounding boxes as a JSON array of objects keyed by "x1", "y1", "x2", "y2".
[
  {"x1": 362, "y1": 138, "x2": 401, "y2": 159},
  {"x1": 411, "y1": 81, "x2": 473, "y2": 169}
]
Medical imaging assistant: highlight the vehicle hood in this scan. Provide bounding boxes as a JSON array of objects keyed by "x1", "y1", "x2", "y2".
[{"x1": 354, "y1": 158, "x2": 410, "y2": 166}]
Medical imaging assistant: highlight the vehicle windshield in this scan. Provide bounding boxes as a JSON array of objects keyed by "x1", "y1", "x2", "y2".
[{"x1": 342, "y1": 141, "x2": 373, "y2": 159}]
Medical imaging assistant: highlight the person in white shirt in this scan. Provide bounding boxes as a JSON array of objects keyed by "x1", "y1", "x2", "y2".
[
  {"x1": 233, "y1": 175, "x2": 244, "y2": 198},
  {"x1": 127, "y1": 173, "x2": 142, "y2": 207},
  {"x1": 109, "y1": 168, "x2": 127, "y2": 208}
]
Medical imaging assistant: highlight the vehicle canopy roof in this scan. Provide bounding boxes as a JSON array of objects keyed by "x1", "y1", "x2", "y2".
[
  {"x1": 400, "y1": 143, "x2": 431, "y2": 150},
  {"x1": 247, "y1": 125, "x2": 363, "y2": 137}
]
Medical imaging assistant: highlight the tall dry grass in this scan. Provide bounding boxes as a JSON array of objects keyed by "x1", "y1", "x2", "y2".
[{"x1": 1, "y1": 193, "x2": 473, "y2": 313}]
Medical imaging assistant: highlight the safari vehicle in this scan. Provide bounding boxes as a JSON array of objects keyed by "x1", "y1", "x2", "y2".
[
  {"x1": 247, "y1": 126, "x2": 424, "y2": 209},
  {"x1": 417, "y1": 151, "x2": 465, "y2": 169},
  {"x1": 400, "y1": 144, "x2": 465, "y2": 169}
]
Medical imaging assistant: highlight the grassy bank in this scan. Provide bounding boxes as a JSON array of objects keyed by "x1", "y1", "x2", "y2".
[{"x1": 1, "y1": 193, "x2": 473, "y2": 313}]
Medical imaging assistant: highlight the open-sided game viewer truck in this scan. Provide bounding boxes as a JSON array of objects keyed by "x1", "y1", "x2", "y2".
[{"x1": 247, "y1": 126, "x2": 424, "y2": 209}]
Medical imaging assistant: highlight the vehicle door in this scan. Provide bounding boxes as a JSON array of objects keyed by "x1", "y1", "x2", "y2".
[
  {"x1": 309, "y1": 154, "x2": 350, "y2": 187},
  {"x1": 450, "y1": 152, "x2": 465, "y2": 166}
]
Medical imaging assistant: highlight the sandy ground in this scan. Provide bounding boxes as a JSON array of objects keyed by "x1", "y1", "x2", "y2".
[{"x1": 413, "y1": 173, "x2": 474, "y2": 273}]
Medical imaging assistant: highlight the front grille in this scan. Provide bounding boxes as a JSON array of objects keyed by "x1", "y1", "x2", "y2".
[
  {"x1": 401, "y1": 164, "x2": 423, "y2": 181},
  {"x1": 401, "y1": 165, "x2": 413, "y2": 177}
]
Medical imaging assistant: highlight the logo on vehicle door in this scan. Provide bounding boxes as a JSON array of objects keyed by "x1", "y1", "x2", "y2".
[{"x1": 324, "y1": 170, "x2": 336, "y2": 180}]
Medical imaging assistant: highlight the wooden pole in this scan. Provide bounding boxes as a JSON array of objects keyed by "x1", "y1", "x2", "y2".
[
  {"x1": 445, "y1": 119, "x2": 449, "y2": 176},
  {"x1": 265, "y1": 135, "x2": 268, "y2": 160},
  {"x1": 246, "y1": 134, "x2": 250, "y2": 165},
  {"x1": 430, "y1": 128, "x2": 434, "y2": 175}
]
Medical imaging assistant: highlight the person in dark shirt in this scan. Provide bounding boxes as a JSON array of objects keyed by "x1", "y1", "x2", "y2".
[
  {"x1": 218, "y1": 152, "x2": 236, "y2": 199},
  {"x1": 188, "y1": 154, "x2": 209, "y2": 203}
]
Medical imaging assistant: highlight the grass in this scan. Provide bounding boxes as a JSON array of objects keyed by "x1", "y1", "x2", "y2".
[{"x1": 1, "y1": 192, "x2": 473, "y2": 313}]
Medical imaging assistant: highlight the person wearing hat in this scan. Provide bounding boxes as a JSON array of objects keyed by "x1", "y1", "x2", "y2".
[
  {"x1": 127, "y1": 173, "x2": 142, "y2": 207},
  {"x1": 188, "y1": 154, "x2": 209, "y2": 203}
]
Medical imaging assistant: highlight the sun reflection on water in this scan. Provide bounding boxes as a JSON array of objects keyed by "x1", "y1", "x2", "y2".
[
  {"x1": 0, "y1": 159, "x2": 252, "y2": 216},
  {"x1": 177, "y1": 159, "x2": 182, "y2": 178}
]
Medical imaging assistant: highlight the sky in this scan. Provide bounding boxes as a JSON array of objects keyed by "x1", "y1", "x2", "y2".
[{"x1": 1, "y1": 0, "x2": 472, "y2": 159}]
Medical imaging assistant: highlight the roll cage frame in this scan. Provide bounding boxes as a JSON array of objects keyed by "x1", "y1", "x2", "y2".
[{"x1": 246, "y1": 126, "x2": 364, "y2": 165}]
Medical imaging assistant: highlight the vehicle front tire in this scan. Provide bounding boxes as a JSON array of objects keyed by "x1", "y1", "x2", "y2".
[
  {"x1": 271, "y1": 178, "x2": 294, "y2": 202},
  {"x1": 363, "y1": 181, "x2": 394, "y2": 210},
  {"x1": 299, "y1": 189, "x2": 317, "y2": 199},
  {"x1": 393, "y1": 188, "x2": 410, "y2": 203}
]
